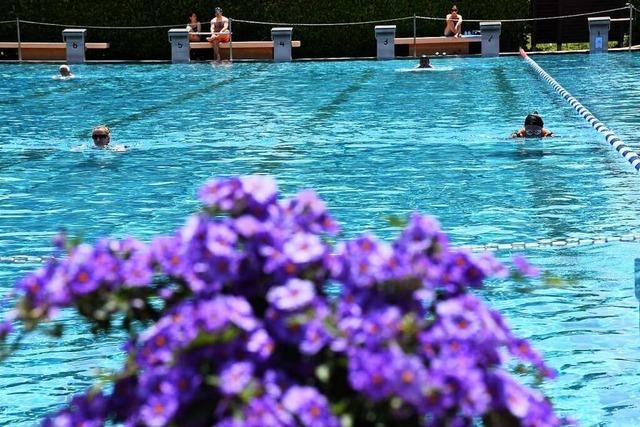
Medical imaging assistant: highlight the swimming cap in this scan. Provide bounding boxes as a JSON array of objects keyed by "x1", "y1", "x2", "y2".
[
  {"x1": 215, "y1": 7, "x2": 223, "y2": 13},
  {"x1": 59, "y1": 65, "x2": 70, "y2": 72},
  {"x1": 524, "y1": 112, "x2": 543, "y2": 127}
]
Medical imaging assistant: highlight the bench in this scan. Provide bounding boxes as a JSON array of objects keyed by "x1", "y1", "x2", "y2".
[
  {"x1": 395, "y1": 36, "x2": 480, "y2": 55},
  {"x1": 190, "y1": 40, "x2": 302, "y2": 60},
  {"x1": 0, "y1": 42, "x2": 110, "y2": 60}
]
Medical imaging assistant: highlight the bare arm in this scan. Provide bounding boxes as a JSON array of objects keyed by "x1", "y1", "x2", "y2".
[{"x1": 456, "y1": 15, "x2": 463, "y2": 29}]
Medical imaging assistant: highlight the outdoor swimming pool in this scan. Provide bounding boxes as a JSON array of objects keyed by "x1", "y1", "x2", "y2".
[{"x1": 1, "y1": 54, "x2": 640, "y2": 425}]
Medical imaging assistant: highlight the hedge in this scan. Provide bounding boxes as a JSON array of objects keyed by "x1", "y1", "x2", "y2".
[{"x1": 0, "y1": 1, "x2": 637, "y2": 60}]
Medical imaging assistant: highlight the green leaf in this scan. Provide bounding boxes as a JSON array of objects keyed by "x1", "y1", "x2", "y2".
[{"x1": 386, "y1": 215, "x2": 408, "y2": 228}]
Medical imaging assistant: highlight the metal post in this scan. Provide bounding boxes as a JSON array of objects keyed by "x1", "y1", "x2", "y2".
[
  {"x1": 229, "y1": 18, "x2": 233, "y2": 62},
  {"x1": 413, "y1": 14, "x2": 417, "y2": 58},
  {"x1": 629, "y1": 3, "x2": 634, "y2": 51},
  {"x1": 16, "y1": 18, "x2": 22, "y2": 62}
]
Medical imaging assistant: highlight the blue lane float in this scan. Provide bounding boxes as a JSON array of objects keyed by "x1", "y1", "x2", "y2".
[{"x1": 519, "y1": 48, "x2": 640, "y2": 172}]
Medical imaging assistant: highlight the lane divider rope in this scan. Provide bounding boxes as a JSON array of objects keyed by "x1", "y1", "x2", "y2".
[
  {"x1": 1, "y1": 232, "x2": 640, "y2": 263},
  {"x1": 461, "y1": 233, "x2": 640, "y2": 253},
  {"x1": 520, "y1": 48, "x2": 640, "y2": 172}
]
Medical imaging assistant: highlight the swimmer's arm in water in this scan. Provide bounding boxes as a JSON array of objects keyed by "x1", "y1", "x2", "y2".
[
  {"x1": 511, "y1": 129, "x2": 525, "y2": 138},
  {"x1": 542, "y1": 129, "x2": 554, "y2": 137}
]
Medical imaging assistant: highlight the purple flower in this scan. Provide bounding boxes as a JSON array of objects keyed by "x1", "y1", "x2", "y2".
[
  {"x1": 512, "y1": 255, "x2": 541, "y2": 278},
  {"x1": 122, "y1": 249, "x2": 153, "y2": 287},
  {"x1": 267, "y1": 279, "x2": 316, "y2": 311},
  {"x1": 396, "y1": 213, "x2": 448, "y2": 256},
  {"x1": 436, "y1": 297, "x2": 481, "y2": 340},
  {"x1": 43, "y1": 391, "x2": 108, "y2": 427},
  {"x1": 233, "y1": 215, "x2": 268, "y2": 238},
  {"x1": 391, "y1": 352, "x2": 428, "y2": 406},
  {"x1": 150, "y1": 235, "x2": 185, "y2": 277},
  {"x1": 198, "y1": 177, "x2": 244, "y2": 211},
  {"x1": 8, "y1": 175, "x2": 570, "y2": 427},
  {"x1": 206, "y1": 223, "x2": 237, "y2": 256},
  {"x1": 0, "y1": 320, "x2": 12, "y2": 339},
  {"x1": 244, "y1": 395, "x2": 294, "y2": 427},
  {"x1": 283, "y1": 233, "x2": 326, "y2": 264},
  {"x1": 282, "y1": 386, "x2": 339, "y2": 427},
  {"x1": 219, "y1": 361, "x2": 254, "y2": 395},
  {"x1": 241, "y1": 175, "x2": 278, "y2": 205},
  {"x1": 348, "y1": 349, "x2": 396, "y2": 400},
  {"x1": 300, "y1": 320, "x2": 331, "y2": 355},
  {"x1": 247, "y1": 329, "x2": 275, "y2": 360},
  {"x1": 139, "y1": 394, "x2": 178, "y2": 427}
]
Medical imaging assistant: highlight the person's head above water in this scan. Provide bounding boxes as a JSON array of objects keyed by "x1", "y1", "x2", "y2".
[
  {"x1": 59, "y1": 64, "x2": 71, "y2": 77},
  {"x1": 419, "y1": 55, "x2": 431, "y2": 68},
  {"x1": 523, "y1": 112, "x2": 544, "y2": 136},
  {"x1": 92, "y1": 125, "x2": 111, "y2": 147}
]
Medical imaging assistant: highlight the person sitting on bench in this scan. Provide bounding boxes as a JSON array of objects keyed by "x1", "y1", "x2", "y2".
[
  {"x1": 207, "y1": 7, "x2": 230, "y2": 61},
  {"x1": 187, "y1": 12, "x2": 202, "y2": 42},
  {"x1": 444, "y1": 5, "x2": 463, "y2": 38}
]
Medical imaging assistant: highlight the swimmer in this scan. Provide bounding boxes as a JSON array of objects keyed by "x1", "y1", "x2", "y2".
[
  {"x1": 415, "y1": 55, "x2": 434, "y2": 69},
  {"x1": 91, "y1": 125, "x2": 127, "y2": 151},
  {"x1": 58, "y1": 64, "x2": 74, "y2": 79},
  {"x1": 511, "y1": 112, "x2": 553, "y2": 138}
]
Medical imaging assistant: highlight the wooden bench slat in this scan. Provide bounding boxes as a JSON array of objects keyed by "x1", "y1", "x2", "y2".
[
  {"x1": 190, "y1": 41, "x2": 301, "y2": 49},
  {"x1": 395, "y1": 37, "x2": 480, "y2": 45},
  {"x1": 86, "y1": 43, "x2": 110, "y2": 49},
  {"x1": 0, "y1": 42, "x2": 109, "y2": 49}
]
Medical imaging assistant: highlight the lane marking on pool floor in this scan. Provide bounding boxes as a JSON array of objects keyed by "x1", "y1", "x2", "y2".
[{"x1": 520, "y1": 48, "x2": 640, "y2": 172}]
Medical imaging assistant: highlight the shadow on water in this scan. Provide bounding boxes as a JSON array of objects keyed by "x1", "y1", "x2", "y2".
[
  {"x1": 253, "y1": 68, "x2": 377, "y2": 175},
  {"x1": 491, "y1": 66, "x2": 519, "y2": 112},
  {"x1": 73, "y1": 64, "x2": 270, "y2": 139},
  {"x1": 311, "y1": 68, "x2": 376, "y2": 124},
  {"x1": 0, "y1": 82, "x2": 81, "y2": 108}
]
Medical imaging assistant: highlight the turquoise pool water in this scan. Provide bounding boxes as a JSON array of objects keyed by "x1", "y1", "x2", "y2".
[{"x1": 1, "y1": 54, "x2": 640, "y2": 425}]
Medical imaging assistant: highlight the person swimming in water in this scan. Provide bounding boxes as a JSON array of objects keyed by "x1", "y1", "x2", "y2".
[
  {"x1": 91, "y1": 125, "x2": 127, "y2": 151},
  {"x1": 415, "y1": 55, "x2": 434, "y2": 69},
  {"x1": 59, "y1": 64, "x2": 74, "y2": 78},
  {"x1": 512, "y1": 112, "x2": 553, "y2": 138}
]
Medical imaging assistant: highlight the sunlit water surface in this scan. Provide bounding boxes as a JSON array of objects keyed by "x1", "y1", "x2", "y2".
[{"x1": 1, "y1": 54, "x2": 640, "y2": 425}]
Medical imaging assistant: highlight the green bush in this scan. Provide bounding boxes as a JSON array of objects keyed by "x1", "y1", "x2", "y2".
[{"x1": 0, "y1": 0, "x2": 534, "y2": 60}]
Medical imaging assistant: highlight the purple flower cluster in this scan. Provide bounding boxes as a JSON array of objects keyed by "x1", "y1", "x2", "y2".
[{"x1": 2, "y1": 176, "x2": 573, "y2": 426}]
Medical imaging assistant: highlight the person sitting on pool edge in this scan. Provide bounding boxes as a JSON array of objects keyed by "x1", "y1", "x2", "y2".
[
  {"x1": 415, "y1": 55, "x2": 434, "y2": 69},
  {"x1": 444, "y1": 5, "x2": 463, "y2": 38},
  {"x1": 511, "y1": 112, "x2": 554, "y2": 138},
  {"x1": 207, "y1": 7, "x2": 230, "y2": 61}
]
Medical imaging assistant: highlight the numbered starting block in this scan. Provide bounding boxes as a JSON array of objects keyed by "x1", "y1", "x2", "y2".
[
  {"x1": 375, "y1": 25, "x2": 396, "y2": 59},
  {"x1": 62, "y1": 29, "x2": 87, "y2": 63},
  {"x1": 168, "y1": 28, "x2": 190, "y2": 63},
  {"x1": 271, "y1": 27, "x2": 293, "y2": 62}
]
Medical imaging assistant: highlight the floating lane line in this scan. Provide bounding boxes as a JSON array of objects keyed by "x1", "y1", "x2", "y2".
[{"x1": 519, "y1": 48, "x2": 640, "y2": 172}]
